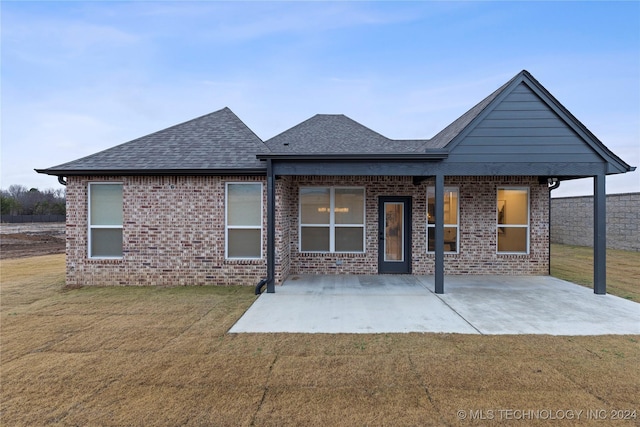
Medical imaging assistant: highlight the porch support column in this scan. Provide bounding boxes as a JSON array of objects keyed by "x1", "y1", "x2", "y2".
[
  {"x1": 593, "y1": 174, "x2": 606, "y2": 295},
  {"x1": 266, "y1": 159, "x2": 276, "y2": 293},
  {"x1": 434, "y1": 174, "x2": 445, "y2": 294}
]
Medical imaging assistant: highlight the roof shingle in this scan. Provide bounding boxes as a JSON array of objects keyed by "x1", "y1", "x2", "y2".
[
  {"x1": 265, "y1": 114, "x2": 427, "y2": 154},
  {"x1": 38, "y1": 107, "x2": 268, "y2": 174}
]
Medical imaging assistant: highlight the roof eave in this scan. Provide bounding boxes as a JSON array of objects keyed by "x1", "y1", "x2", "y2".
[
  {"x1": 35, "y1": 168, "x2": 267, "y2": 176},
  {"x1": 256, "y1": 152, "x2": 448, "y2": 161}
]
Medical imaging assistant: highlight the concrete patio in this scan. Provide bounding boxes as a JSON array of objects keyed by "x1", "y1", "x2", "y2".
[{"x1": 229, "y1": 275, "x2": 640, "y2": 335}]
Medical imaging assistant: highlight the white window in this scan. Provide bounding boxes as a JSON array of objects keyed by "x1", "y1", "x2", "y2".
[
  {"x1": 299, "y1": 187, "x2": 365, "y2": 253},
  {"x1": 427, "y1": 187, "x2": 459, "y2": 253},
  {"x1": 497, "y1": 187, "x2": 529, "y2": 254},
  {"x1": 88, "y1": 183, "x2": 123, "y2": 258},
  {"x1": 226, "y1": 183, "x2": 263, "y2": 259}
]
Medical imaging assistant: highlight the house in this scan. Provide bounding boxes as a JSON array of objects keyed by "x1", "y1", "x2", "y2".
[{"x1": 37, "y1": 70, "x2": 635, "y2": 294}]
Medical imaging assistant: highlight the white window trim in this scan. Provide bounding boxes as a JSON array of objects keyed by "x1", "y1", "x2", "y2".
[
  {"x1": 299, "y1": 186, "x2": 366, "y2": 254},
  {"x1": 88, "y1": 182, "x2": 123, "y2": 259},
  {"x1": 427, "y1": 186, "x2": 460, "y2": 254},
  {"x1": 496, "y1": 186, "x2": 530, "y2": 255},
  {"x1": 225, "y1": 182, "x2": 263, "y2": 260}
]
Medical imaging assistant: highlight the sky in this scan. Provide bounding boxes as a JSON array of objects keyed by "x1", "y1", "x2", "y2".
[{"x1": 2, "y1": 1, "x2": 639, "y2": 198}]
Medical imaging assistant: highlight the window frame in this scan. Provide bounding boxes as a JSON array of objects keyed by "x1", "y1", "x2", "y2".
[
  {"x1": 426, "y1": 186, "x2": 460, "y2": 254},
  {"x1": 88, "y1": 182, "x2": 123, "y2": 259},
  {"x1": 225, "y1": 182, "x2": 264, "y2": 260},
  {"x1": 299, "y1": 186, "x2": 366, "y2": 254},
  {"x1": 496, "y1": 186, "x2": 530, "y2": 255}
]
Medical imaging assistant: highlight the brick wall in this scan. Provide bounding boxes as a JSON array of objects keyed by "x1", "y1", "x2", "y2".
[
  {"x1": 551, "y1": 192, "x2": 639, "y2": 251},
  {"x1": 275, "y1": 176, "x2": 293, "y2": 284},
  {"x1": 281, "y1": 176, "x2": 549, "y2": 276},
  {"x1": 66, "y1": 176, "x2": 267, "y2": 287},
  {"x1": 66, "y1": 174, "x2": 549, "y2": 287}
]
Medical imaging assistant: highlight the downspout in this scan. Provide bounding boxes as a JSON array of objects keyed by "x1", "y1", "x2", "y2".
[
  {"x1": 254, "y1": 278, "x2": 269, "y2": 295},
  {"x1": 548, "y1": 178, "x2": 560, "y2": 275},
  {"x1": 58, "y1": 176, "x2": 67, "y2": 186}
]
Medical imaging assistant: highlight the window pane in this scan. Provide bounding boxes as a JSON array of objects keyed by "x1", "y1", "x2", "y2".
[
  {"x1": 428, "y1": 188, "x2": 458, "y2": 225},
  {"x1": 497, "y1": 189, "x2": 528, "y2": 225},
  {"x1": 91, "y1": 184, "x2": 123, "y2": 225},
  {"x1": 444, "y1": 190, "x2": 458, "y2": 225},
  {"x1": 335, "y1": 227, "x2": 363, "y2": 252},
  {"x1": 300, "y1": 227, "x2": 330, "y2": 251},
  {"x1": 300, "y1": 188, "x2": 330, "y2": 224},
  {"x1": 228, "y1": 229, "x2": 261, "y2": 258},
  {"x1": 497, "y1": 227, "x2": 528, "y2": 253},
  {"x1": 228, "y1": 184, "x2": 261, "y2": 226},
  {"x1": 335, "y1": 189, "x2": 364, "y2": 224},
  {"x1": 427, "y1": 189, "x2": 435, "y2": 225},
  {"x1": 385, "y1": 203, "x2": 404, "y2": 261},
  {"x1": 91, "y1": 228, "x2": 123, "y2": 257},
  {"x1": 427, "y1": 227, "x2": 457, "y2": 252}
]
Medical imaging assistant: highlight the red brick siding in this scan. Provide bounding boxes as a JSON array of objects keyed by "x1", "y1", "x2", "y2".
[
  {"x1": 419, "y1": 176, "x2": 549, "y2": 275},
  {"x1": 65, "y1": 175, "x2": 549, "y2": 287},
  {"x1": 65, "y1": 176, "x2": 267, "y2": 287},
  {"x1": 275, "y1": 177, "x2": 293, "y2": 284},
  {"x1": 281, "y1": 176, "x2": 548, "y2": 277}
]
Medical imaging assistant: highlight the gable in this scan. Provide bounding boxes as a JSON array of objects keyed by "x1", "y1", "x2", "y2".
[{"x1": 447, "y1": 82, "x2": 603, "y2": 165}]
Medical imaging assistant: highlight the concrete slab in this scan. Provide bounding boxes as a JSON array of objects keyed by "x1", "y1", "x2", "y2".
[
  {"x1": 419, "y1": 276, "x2": 640, "y2": 335},
  {"x1": 229, "y1": 275, "x2": 640, "y2": 335}
]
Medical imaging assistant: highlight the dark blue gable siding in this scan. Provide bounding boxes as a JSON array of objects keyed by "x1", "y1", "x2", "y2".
[{"x1": 447, "y1": 83, "x2": 602, "y2": 164}]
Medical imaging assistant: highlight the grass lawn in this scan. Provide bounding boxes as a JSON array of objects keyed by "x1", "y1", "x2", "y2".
[
  {"x1": 551, "y1": 244, "x2": 640, "y2": 302},
  {"x1": 1, "y1": 252, "x2": 638, "y2": 426}
]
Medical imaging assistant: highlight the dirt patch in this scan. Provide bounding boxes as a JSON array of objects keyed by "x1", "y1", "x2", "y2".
[{"x1": 0, "y1": 223, "x2": 65, "y2": 259}]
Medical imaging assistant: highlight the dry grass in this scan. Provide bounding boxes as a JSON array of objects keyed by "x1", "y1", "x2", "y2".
[
  {"x1": 1, "y1": 253, "x2": 639, "y2": 426},
  {"x1": 551, "y1": 244, "x2": 640, "y2": 301}
]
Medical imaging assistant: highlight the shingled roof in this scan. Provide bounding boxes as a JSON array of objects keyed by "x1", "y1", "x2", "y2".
[
  {"x1": 37, "y1": 107, "x2": 268, "y2": 175},
  {"x1": 263, "y1": 75, "x2": 519, "y2": 154},
  {"x1": 37, "y1": 70, "x2": 634, "y2": 177},
  {"x1": 265, "y1": 114, "x2": 426, "y2": 154}
]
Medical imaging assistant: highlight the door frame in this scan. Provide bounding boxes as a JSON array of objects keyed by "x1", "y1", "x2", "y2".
[{"x1": 378, "y1": 196, "x2": 412, "y2": 274}]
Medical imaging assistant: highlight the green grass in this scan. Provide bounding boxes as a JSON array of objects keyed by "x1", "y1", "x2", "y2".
[{"x1": 551, "y1": 244, "x2": 640, "y2": 301}]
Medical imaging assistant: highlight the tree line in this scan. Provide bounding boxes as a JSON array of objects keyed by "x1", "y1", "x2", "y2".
[{"x1": 1, "y1": 185, "x2": 66, "y2": 216}]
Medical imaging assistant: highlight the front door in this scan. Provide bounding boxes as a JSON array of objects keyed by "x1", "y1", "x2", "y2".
[{"x1": 378, "y1": 196, "x2": 412, "y2": 274}]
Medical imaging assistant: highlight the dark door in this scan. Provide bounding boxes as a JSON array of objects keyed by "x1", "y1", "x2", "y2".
[{"x1": 378, "y1": 196, "x2": 412, "y2": 274}]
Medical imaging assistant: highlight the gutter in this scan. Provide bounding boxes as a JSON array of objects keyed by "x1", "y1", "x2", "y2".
[
  {"x1": 256, "y1": 152, "x2": 448, "y2": 161},
  {"x1": 35, "y1": 168, "x2": 268, "y2": 177}
]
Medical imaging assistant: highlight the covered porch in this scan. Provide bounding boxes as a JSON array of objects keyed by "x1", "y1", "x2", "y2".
[
  {"x1": 259, "y1": 72, "x2": 635, "y2": 295},
  {"x1": 231, "y1": 275, "x2": 640, "y2": 334}
]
